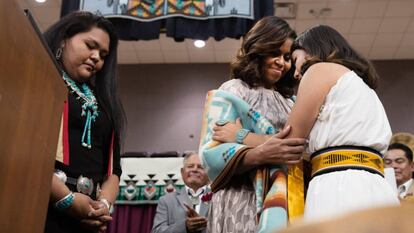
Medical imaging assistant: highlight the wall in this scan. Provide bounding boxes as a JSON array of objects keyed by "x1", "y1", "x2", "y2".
[
  {"x1": 375, "y1": 60, "x2": 414, "y2": 134},
  {"x1": 119, "y1": 60, "x2": 414, "y2": 153},
  {"x1": 118, "y1": 64, "x2": 228, "y2": 153}
]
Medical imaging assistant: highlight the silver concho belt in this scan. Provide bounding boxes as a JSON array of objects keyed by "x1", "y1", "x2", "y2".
[{"x1": 55, "y1": 170, "x2": 95, "y2": 196}]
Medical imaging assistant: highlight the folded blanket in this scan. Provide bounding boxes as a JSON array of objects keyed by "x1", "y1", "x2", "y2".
[{"x1": 199, "y1": 90, "x2": 304, "y2": 232}]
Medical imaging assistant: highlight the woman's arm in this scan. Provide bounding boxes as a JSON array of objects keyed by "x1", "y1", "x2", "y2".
[
  {"x1": 97, "y1": 174, "x2": 120, "y2": 205},
  {"x1": 50, "y1": 175, "x2": 94, "y2": 219},
  {"x1": 50, "y1": 174, "x2": 72, "y2": 203},
  {"x1": 243, "y1": 133, "x2": 272, "y2": 147},
  {"x1": 84, "y1": 134, "x2": 122, "y2": 229},
  {"x1": 286, "y1": 63, "x2": 349, "y2": 138},
  {"x1": 215, "y1": 80, "x2": 272, "y2": 146},
  {"x1": 212, "y1": 118, "x2": 271, "y2": 147},
  {"x1": 236, "y1": 126, "x2": 306, "y2": 174},
  {"x1": 98, "y1": 132, "x2": 122, "y2": 205},
  {"x1": 87, "y1": 175, "x2": 119, "y2": 230}
]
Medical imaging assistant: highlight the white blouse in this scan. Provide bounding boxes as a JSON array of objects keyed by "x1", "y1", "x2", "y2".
[{"x1": 307, "y1": 71, "x2": 392, "y2": 156}]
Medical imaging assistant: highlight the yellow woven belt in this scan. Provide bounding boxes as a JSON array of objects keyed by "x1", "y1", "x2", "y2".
[{"x1": 311, "y1": 147, "x2": 384, "y2": 178}]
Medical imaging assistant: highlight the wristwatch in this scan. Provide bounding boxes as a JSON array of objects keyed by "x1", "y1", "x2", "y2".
[{"x1": 236, "y1": 129, "x2": 250, "y2": 144}]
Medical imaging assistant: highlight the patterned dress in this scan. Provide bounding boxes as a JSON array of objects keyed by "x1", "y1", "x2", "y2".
[{"x1": 207, "y1": 79, "x2": 293, "y2": 233}]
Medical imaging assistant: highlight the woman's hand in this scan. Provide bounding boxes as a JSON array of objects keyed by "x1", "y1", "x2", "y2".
[
  {"x1": 88, "y1": 200, "x2": 112, "y2": 222},
  {"x1": 245, "y1": 126, "x2": 306, "y2": 166},
  {"x1": 74, "y1": 197, "x2": 112, "y2": 232},
  {"x1": 66, "y1": 192, "x2": 94, "y2": 219},
  {"x1": 212, "y1": 118, "x2": 242, "y2": 143},
  {"x1": 80, "y1": 218, "x2": 109, "y2": 233}
]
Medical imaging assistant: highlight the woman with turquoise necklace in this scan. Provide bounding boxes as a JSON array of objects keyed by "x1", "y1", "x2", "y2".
[{"x1": 43, "y1": 11, "x2": 126, "y2": 233}]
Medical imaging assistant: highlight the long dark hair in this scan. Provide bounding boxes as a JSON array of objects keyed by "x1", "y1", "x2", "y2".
[
  {"x1": 44, "y1": 11, "x2": 126, "y2": 144},
  {"x1": 230, "y1": 16, "x2": 297, "y2": 98},
  {"x1": 292, "y1": 25, "x2": 378, "y2": 89}
]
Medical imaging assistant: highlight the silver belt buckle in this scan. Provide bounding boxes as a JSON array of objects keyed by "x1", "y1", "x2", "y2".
[
  {"x1": 54, "y1": 170, "x2": 67, "y2": 183},
  {"x1": 77, "y1": 175, "x2": 94, "y2": 196}
]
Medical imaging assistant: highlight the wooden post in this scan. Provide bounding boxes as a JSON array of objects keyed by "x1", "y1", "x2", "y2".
[{"x1": 0, "y1": 1, "x2": 66, "y2": 232}]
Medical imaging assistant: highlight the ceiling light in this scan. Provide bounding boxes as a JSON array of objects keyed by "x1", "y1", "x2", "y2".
[
  {"x1": 35, "y1": 0, "x2": 46, "y2": 3},
  {"x1": 309, "y1": 8, "x2": 332, "y2": 18},
  {"x1": 274, "y1": 3, "x2": 297, "y2": 19},
  {"x1": 194, "y1": 40, "x2": 205, "y2": 48}
]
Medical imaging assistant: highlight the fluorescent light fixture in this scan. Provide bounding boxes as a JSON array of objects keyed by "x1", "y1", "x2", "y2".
[
  {"x1": 194, "y1": 40, "x2": 206, "y2": 48},
  {"x1": 36, "y1": 0, "x2": 46, "y2": 3},
  {"x1": 274, "y1": 3, "x2": 296, "y2": 19}
]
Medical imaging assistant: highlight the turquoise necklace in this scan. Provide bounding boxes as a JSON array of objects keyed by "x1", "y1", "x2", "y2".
[{"x1": 62, "y1": 71, "x2": 99, "y2": 149}]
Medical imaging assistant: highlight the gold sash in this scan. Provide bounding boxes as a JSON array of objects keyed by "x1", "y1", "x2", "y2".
[{"x1": 311, "y1": 147, "x2": 384, "y2": 177}]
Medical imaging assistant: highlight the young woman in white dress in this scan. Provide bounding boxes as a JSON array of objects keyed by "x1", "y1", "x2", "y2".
[{"x1": 287, "y1": 25, "x2": 400, "y2": 221}]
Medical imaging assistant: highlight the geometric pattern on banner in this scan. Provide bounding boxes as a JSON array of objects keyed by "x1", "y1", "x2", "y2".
[
  {"x1": 143, "y1": 174, "x2": 157, "y2": 200},
  {"x1": 116, "y1": 157, "x2": 185, "y2": 204},
  {"x1": 80, "y1": 0, "x2": 254, "y2": 22},
  {"x1": 123, "y1": 174, "x2": 138, "y2": 201},
  {"x1": 164, "y1": 174, "x2": 178, "y2": 193},
  {"x1": 116, "y1": 184, "x2": 186, "y2": 205}
]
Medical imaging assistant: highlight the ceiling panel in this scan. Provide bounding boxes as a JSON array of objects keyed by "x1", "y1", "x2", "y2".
[
  {"x1": 355, "y1": 1, "x2": 388, "y2": 18},
  {"x1": 296, "y1": 1, "x2": 328, "y2": 20},
  {"x1": 348, "y1": 33, "x2": 376, "y2": 47},
  {"x1": 327, "y1": 1, "x2": 358, "y2": 19},
  {"x1": 400, "y1": 33, "x2": 414, "y2": 47},
  {"x1": 324, "y1": 19, "x2": 353, "y2": 35},
  {"x1": 369, "y1": 47, "x2": 397, "y2": 60},
  {"x1": 395, "y1": 46, "x2": 414, "y2": 59},
  {"x1": 295, "y1": 19, "x2": 325, "y2": 34},
  {"x1": 137, "y1": 51, "x2": 164, "y2": 64},
  {"x1": 352, "y1": 45, "x2": 371, "y2": 57},
  {"x1": 188, "y1": 51, "x2": 215, "y2": 63},
  {"x1": 373, "y1": 33, "x2": 404, "y2": 47},
  {"x1": 118, "y1": 51, "x2": 139, "y2": 64},
  {"x1": 118, "y1": 40, "x2": 137, "y2": 52},
  {"x1": 378, "y1": 18, "x2": 411, "y2": 33},
  {"x1": 350, "y1": 18, "x2": 382, "y2": 33},
  {"x1": 163, "y1": 51, "x2": 191, "y2": 64},
  {"x1": 405, "y1": 19, "x2": 414, "y2": 33},
  {"x1": 214, "y1": 50, "x2": 237, "y2": 63},
  {"x1": 385, "y1": 1, "x2": 414, "y2": 17},
  {"x1": 134, "y1": 40, "x2": 162, "y2": 52},
  {"x1": 159, "y1": 34, "x2": 188, "y2": 51}
]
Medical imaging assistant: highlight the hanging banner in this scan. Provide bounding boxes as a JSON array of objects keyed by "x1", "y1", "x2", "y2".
[
  {"x1": 116, "y1": 157, "x2": 185, "y2": 204},
  {"x1": 80, "y1": 0, "x2": 254, "y2": 22}
]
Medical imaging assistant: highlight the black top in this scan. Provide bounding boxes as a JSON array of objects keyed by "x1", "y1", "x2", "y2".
[
  {"x1": 46, "y1": 90, "x2": 122, "y2": 233},
  {"x1": 55, "y1": 91, "x2": 122, "y2": 184}
]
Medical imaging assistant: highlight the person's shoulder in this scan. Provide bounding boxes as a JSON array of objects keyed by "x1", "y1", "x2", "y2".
[
  {"x1": 219, "y1": 78, "x2": 250, "y2": 97},
  {"x1": 220, "y1": 78, "x2": 247, "y2": 88},
  {"x1": 158, "y1": 191, "x2": 178, "y2": 202},
  {"x1": 305, "y1": 62, "x2": 350, "y2": 80}
]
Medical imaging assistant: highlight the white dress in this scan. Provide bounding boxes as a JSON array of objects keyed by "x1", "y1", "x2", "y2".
[{"x1": 304, "y1": 71, "x2": 400, "y2": 221}]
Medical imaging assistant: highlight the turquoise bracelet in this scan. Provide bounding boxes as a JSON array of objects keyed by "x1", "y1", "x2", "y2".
[{"x1": 55, "y1": 192, "x2": 75, "y2": 210}]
